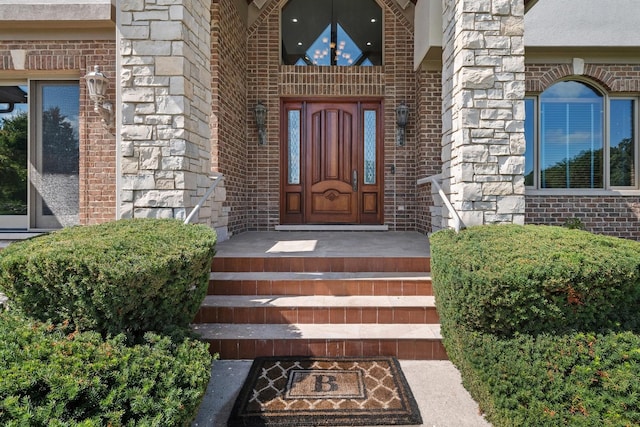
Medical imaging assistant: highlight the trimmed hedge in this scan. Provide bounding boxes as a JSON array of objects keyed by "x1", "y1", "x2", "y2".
[
  {"x1": 0, "y1": 219, "x2": 217, "y2": 339},
  {"x1": 430, "y1": 225, "x2": 640, "y2": 426},
  {"x1": 430, "y1": 225, "x2": 640, "y2": 337},
  {"x1": 0, "y1": 311, "x2": 213, "y2": 426},
  {"x1": 447, "y1": 330, "x2": 640, "y2": 426}
]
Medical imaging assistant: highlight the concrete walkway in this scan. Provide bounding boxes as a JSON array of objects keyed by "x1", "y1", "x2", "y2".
[{"x1": 192, "y1": 359, "x2": 491, "y2": 427}]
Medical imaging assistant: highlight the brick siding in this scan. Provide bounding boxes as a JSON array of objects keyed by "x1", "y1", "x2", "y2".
[
  {"x1": 212, "y1": 0, "x2": 248, "y2": 236},
  {"x1": 415, "y1": 68, "x2": 442, "y2": 234},
  {"x1": 526, "y1": 195, "x2": 640, "y2": 240}
]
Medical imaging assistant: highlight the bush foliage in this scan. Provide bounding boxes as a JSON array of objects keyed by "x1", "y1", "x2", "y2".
[
  {"x1": 0, "y1": 311, "x2": 213, "y2": 426},
  {"x1": 0, "y1": 219, "x2": 217, "y2": 339},
  {"x1": 430, "y1": 225, "x2": 640, "y2": 337},
  {"x1": 430, "y1": 225, "x2": 640, "y2": 426},
  {"x1": 451, "y1": 330, "x2": 640, "y2": 426}
]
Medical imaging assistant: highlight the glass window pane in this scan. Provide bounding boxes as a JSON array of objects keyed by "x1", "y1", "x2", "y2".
[
  {"x1": 540, "y1": 81, "x2": 603, "y2": 189},
  {"x1": 364, "y1": 110, "x2": 376, "y2": 184},
  {"x1": 281, "y1": 0, "x2": 382, "y2": 66},
  {"x1": 0, "y1": 86, "x2": 28, "y2": 228},
  {"x1": 524, "y1": 98, "x2": 535, "y2": 186},
  {"x1": 610, "y1": 99, "x2": 635, "y2": 187},
  {"x1": 288, "y1": 110, "x2": 301, "y2": 185},
  {"x1": 35, "y1": 83, "x2": 79, "y2": 227}
]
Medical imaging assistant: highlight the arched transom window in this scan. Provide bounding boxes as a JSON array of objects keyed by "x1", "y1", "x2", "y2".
[{"x1": 281, "y1": 0, "x2": 383, "y2": 66}]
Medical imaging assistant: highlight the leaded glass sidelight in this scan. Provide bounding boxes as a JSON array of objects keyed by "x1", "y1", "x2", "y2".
[
  {"x1": 288, "y1": 110, "x2": 301, "y2": 185},
  {"x1": 364, "y1": 110, "x2": 376, "y2": 184}
]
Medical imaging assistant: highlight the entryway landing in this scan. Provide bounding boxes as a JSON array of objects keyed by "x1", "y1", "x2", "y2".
[
  {"x1": 197, "y1": 231, "x2": 443, "y2": 360},
  {"x1": 215, "y1": 231, "x2": 430, "y2": 258}
]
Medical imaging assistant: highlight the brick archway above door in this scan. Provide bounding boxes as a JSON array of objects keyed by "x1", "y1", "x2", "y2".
[{"x1": 280, "y1": 99, "x2": 384, "y2": 225}]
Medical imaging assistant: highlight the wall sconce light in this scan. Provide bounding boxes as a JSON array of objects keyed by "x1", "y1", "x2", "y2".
[
  {"x1": 84, "y1": 65, "x2": 114, "y2": 133},
  {"x1": 396, "y1": 101, "x2": 409, "y2": 146},
  {"x1": 254, "y1": 101, "x2": 267, "y2": 145}
]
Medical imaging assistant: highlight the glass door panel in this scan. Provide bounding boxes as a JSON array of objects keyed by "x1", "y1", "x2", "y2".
[
  {"x1": 0, "y1": 85, "x2": 28, "y2": 229},
  {"x1": 32, "y1": 82, "x2": 79, "y2": 229}
]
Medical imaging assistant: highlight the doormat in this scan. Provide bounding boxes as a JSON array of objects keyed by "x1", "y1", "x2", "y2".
[{"x1": 227, "y1": 356, "x2": 422, "y2": 427}]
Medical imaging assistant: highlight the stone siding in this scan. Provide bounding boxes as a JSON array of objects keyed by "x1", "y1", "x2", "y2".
[
  {"x1": 440, "y1": 0, "x2": 526, "y2": 230},
  {"x1": 119, "y1": 0, "x2": 222, "y2": 230}
]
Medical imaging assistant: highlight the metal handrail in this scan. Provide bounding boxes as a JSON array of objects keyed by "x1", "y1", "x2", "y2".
[
  {"x1": 417, "y1": 174, "x2": 464, "y2": 233},
  {"x1": 184, "y1": 174, "x2": 224, "y2": 224}
]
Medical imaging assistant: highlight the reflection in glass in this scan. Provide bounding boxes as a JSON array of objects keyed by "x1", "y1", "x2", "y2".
[
  {"x1": 524, "y1": 98, "x2": 535, "y2": 186},
  {"x1": 36, "y1": 83, "x2": 79, "y2": 227},
  {"x1": 282, "y1": 0, "x2": 382, "y2": 66},
  {"x1": 610, "y1": 99, "x2": 635, "y2": 187},
  {"x1": 540, "y1": 81, "x2": 603, "y2": 189},
  {"x1": 0, "y1": 86, "x2": 28, "y2": 220},
  {"x1": 288, "y1": 110, "x2": 301, "y2": 185},
  {"x1": 364, "y1": 110, "x2": 376, "y2": 184}
]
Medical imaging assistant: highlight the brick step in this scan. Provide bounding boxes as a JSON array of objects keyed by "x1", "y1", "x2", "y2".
[
  {"x1": 193, "y1": 323, "x2": 446, "y2": 360},
  {"x1": 208, "y1": 272, "x2": 433, "y2": 296},
  {"x1": 194, "y1": 295, "x2": 438, "y2": 324},
  {"x1": 212, "y1": 256, "x2": 430, "y2": 273}
]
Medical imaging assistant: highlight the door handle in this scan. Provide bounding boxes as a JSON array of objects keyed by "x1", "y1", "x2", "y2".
[{"x1": 352, "y1": 170, "x2": 358, "y2": 192}]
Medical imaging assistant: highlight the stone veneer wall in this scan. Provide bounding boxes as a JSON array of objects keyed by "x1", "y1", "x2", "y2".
[
  {"x1": 524, "y1": 62, "x2": 640, "y2": 240},
  {"x1": 440, "y1": 0, "x2": 526, "y2": 230},
  {"x1": 246, "y1": 0, "x2": 418, "y2": 230},
  {"x1": 0, "y1": 41, "x2": 117, "y2": 225},
  {"x1": 211, "y1": 0, "x2": 247, "y2": 237},
  {"x1": 415, "y1": 67, "x2": 442, "y2": 234},
  {"x1": 119, "y1": 0, "x2": 221, "y2": 230}
]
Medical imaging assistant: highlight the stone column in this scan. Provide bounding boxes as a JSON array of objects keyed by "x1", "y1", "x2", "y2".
[
  {"x1": 440, "y1": 0, "x2": 526, "y2": 229},
  {"x1": 118, "y1": 0, "x2": 213, "y2": 222}
]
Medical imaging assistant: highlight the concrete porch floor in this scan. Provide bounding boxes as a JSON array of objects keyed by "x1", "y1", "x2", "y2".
[{"x1": 215, "y1": 231, "x2": 431, "y2": 258}]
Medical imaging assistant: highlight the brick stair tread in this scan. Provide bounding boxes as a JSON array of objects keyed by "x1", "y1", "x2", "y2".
[
  {"x1": 193, "y1": 323, "x2": 441, "y2": 340},
  {"x1": 210, "y1": 272, "x2": 431, "y2": 280},
  {"x1": 201, "y1": 295, "x2": 435, "y2": 308}
]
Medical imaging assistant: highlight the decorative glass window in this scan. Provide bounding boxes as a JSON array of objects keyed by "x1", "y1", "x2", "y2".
[
  {"x1": 363, "y1": 110, "x2": 376, "y2": 184},
  {"x1": 281, "y1": 0, "x2": 382, "y2": 66},
  {"x1": 524, "y1": 80, "x2": 637, "y2": 190},
  {"x1": 288, "y1": 110, "x2": 301, "y2": 185}
]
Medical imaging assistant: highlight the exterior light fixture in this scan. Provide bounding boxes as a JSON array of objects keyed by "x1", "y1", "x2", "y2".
[
  {"x1": 84, "y1": 65, "x2": 114, "y2": 133},
  {"x1": 396, "y1": 101, "x2": 409, "y2": 146},
  {"x1": 254, "y1": 101, "x2": 267, "y2": 145}
]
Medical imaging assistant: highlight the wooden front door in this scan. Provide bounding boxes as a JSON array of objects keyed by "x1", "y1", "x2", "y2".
[{"x1": 281, "y1": 100, "x2": 383, "y2": 224}]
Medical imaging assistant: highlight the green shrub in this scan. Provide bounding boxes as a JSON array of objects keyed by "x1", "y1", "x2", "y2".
[
  {"x1": 444, "y1": 330, "x2": 640, "y2": 427},
  {"x1": 430, "y1": 225, "x2": 640, "y2": 337},
  {"x1": 0, "y1": 219, "x2": 216, "y2": 339},
  {"x1": 0, "y1": 311, "x2": 213, "y2": 426},
  {"x1": 563, "y1": 217, "x2": 586, "y2": 230},
  {"x1": 430, "y1": 224, "x2": 640, "y2": 426}
]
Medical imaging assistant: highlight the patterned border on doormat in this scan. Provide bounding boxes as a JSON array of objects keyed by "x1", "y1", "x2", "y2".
[{"x1": 227, "y1": 356, "x2": 422, "y2": 427}]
